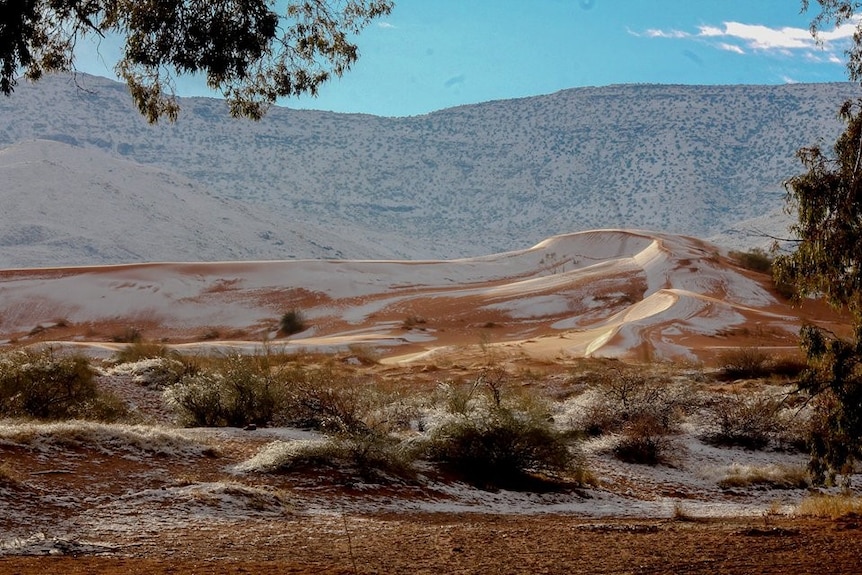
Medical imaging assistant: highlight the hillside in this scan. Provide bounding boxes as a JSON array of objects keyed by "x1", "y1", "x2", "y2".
[
  {"x1": 0, "y1": 230, "x2": 846, "y2": 363},
  {"x1": 0, "y1": 140, "x2": 436, "y2": 267},
  {"x1": 1, "y1": 74, "x2": 858, "y2": 262}
]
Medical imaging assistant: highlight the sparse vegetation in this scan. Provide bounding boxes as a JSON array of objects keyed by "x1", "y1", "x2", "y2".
[
  {"x1": 797, "y1": 493, "x2": 862, "y2": 519},
  {"x1": 401, "y1": 315, "x2": 427, "y2": 330},
  {"x1": 279, "y1": 309, "x2": 307, "y2": 336},
  {"x1": 717, "y1": 463, "x2": 809, "y2": 490},
  {"x1": 0, "y1": 348, "x2": 126, "y2": 421},
  {"x1": 716, "y1": 347, "x2": 772, "y2": 380},
  {"x1": 164, "y1": 353, "x2": 286, "y2": 427},
  {"x1": 729, "y1": 248, "x2": 773, "y2": 273},
  {"x1": 703, "y1": 389, "x2": 785, "y2": 450},
  {"x1": 425, "y1": 370, "x2": 579, "y2": 489},
  {"x1": 111, "y1": 326, "x2": 143, "y2": 343}
]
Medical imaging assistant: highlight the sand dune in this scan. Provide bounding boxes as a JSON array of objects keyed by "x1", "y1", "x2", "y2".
[{"x1": 0, "y1": 229, "x2": 846, "y2": 362}]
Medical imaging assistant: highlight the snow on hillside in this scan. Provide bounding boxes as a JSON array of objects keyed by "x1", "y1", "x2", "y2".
[
  {"x1": 0, "y1": 74, "x2": 856, "y2": 263},
  {"x1": 0, "y1": 139, "x2": 435, "y2": 267}
]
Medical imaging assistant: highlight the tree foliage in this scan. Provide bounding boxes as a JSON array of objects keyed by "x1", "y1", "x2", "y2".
[
  {"x1": 803, "y1": 1, "x2": 862, "y2": 82},
  {"x1": 771, "y1": 1, "x2": 862, "y2": 484},
  {"x1": 1, "y1": 0, "x2": 393, "y2": 122}
]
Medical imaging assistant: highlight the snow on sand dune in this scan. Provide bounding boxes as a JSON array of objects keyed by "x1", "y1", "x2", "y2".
[{"x1": 0, "y1": 230, "x2": 842, "y2": 362}]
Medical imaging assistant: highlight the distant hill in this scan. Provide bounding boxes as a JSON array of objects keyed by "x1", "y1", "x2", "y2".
[
  {"x1": 1, "y1": 74, "x2": 858, "y2": 262},
  {"x1": 0, "y1": 140, "x2": 430, "y2": 267}
]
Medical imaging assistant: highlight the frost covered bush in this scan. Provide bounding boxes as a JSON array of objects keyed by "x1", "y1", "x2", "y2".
[
  {"x1": 425, "y1": 372, "x2": 577, "y2": 489},
  {"x1": 574, "y1": 369, "x2": 692, "y2": 436},
  {"x1": 164, "y1": 354, "x2": 286, "y2": 427},
  {"x1": 565, "y1": 368, "x2": 695, "y2": 465},
  {"x1": 0, "y1": 348, "x2": 125, "y2": 421},
  {"x1": 703, "y1": 389, "x2": 785, "y2": 450}
]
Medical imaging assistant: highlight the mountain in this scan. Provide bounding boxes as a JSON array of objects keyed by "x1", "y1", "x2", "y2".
[
  {"x1": 1, "y1": 73, "x2": 858, "y2": 262},
  {"x1": 0, "y1": 139, "x2": 434, "y2": 267},
  {"x1": 0, "y1": 230, "x2": 845, "y2": 363}
]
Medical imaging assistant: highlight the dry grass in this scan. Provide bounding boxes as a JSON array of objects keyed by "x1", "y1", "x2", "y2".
[
  {"x1": 796, "y1": 494, "x2": 862, "y2": 518},
  {"x1": 0, "y1": 461, "x2": 23, "y2": 488},
  {"x1": 717, "y1": 463, "x2": 809, "y2": 490}
]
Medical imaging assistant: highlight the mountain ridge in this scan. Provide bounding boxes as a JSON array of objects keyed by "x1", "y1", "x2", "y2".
[{"x1": 1, "y1": 74, "x2": 857, "y2": 264}]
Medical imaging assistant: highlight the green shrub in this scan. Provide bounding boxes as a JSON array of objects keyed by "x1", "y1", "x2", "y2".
[
  {"x1": 279, "y1": 309, "x2": 306, "y2": 336},
  {"x1": 164, "y1": 354, "x2": 286, "y2": 427},
  {"x1": 0, "y1": 349, "x2": 126, "y2": 421},
  {"x1": 426, "y1": 371, "x2": 576, "y2": 489},
  {"x1": 729, "y1": 248, "x2": 773, "y2": 273}
]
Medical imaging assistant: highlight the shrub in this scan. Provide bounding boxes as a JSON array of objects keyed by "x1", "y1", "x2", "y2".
[
  {"x1": 111, "y1": 326, "x2": 142, "y2": 343},
  {"x1": 164, "y1": 354, "x2": 286, "y2": 427},
  {"x1": 797, "y1": 494, "x2": 862, "y2": 518},
  {"x1": 729, "y1": 248, "x2": 773, "y2": 273},
  {"x1": 613, "y1": 414, "x2": 675, "y2": 465},
  {"x1": 236, "y1": 436, "x2": 415, "y2": 483},
  {"x1": 113, "y1": 340, "x2": 174, "y2": 364},
  {"x1": 576, "y1": 369, "x2": 691, "y2": 437},
  {"x1": 279, "y1": 309, "x2": 306, "y2": 336},
  {"x1": 0, "y1": 349, "x2": 124, "y2": 420},
  {"x1": 425, "y1": 371, "x2": 577, "y2": 489},
  {"x1": 105, "y1": 356, "x2": 190, "y2": 389},
  {"x1": 278, "y1": 366, "x2": 391, "y2": 435},
  {"x1": 703, "y1": 390, "x2": 784, "y2": 449},
  {"x1": 716, "y1": 348, "x2": 772, "y2": 380},
  {"x1": 401, "y1": 316, "x2": 427, "y2": 330},
  {"x1": 716, "y1": 463, "x2": 809, "y2": 490}
]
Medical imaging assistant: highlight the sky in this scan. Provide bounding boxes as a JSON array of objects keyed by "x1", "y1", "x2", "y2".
[{"x1": 74, "y1": 0, "x2": 858, "y2": 117}]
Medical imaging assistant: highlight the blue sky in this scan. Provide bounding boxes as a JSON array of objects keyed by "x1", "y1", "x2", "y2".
[{"x1": 75, "y1": 0, "x2": 857, "y2": 117}]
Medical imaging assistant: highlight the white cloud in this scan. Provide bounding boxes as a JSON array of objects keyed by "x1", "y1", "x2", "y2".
[
  {"x1": 639, "y1": 17, "x2": 859, "y2": 64},
  {"x1": 645, "y1": 28, "x2": 690, "y2": 39},
  {"x1": 782, "y1": 75, "x2": 799, "y2": 84},
  {"x1": 717, "y1": 42, "x2": 745, "y2": 55},
  {"x1": 700, "y1": 22, "x2": 816, "y2": 50},
  {"x1": 377, "y1": 22, "x2": 396, "y2": 29}
]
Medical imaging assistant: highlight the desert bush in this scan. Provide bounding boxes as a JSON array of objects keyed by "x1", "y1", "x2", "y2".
[
  {"x1": 730, "y1": 248, "x2": 773, "y2": 273},
  {"x1": 401, "y1": 315, "x2": 427, "y2": 330},
  {"x1": 0, "y1": 348, "x2": 125, "y2": 420},
  {"x1": 716, "y1": 347, "x2": 772, "y2": 380},
  {"x1": 425, "y1": 371, "x2": 577, "y2": 489},
  {"x1": 113, "y1": 340, "x2": 174, "y2": 363},
  {"x1": 111, "y1": 326, "x2": 142, "y2": 343},
  {"x1": 105, "y1": 356, "x2": 191, "y2": 389},
  {"x1": 576, "y1": 369, "x2": 692, "y2": 436},
  {"x1": 0, "y1": 421, "x2": 216, "y2": 457},
  {"x1": 570, "y1": 368, "x2": 695, "y2": 465},
  {"x1": 278, "y1": 366, "x2": 393, "y2": 435},
  {"x1": 613, "y1": 414, "x2": 676, "y2": 465},
  {"x1": 703, "y1": 390, "x2": 785, "y2": 449},
  {"x1": 279, "y1": 309, "x2": 306, "y2": 336},
  {"x1": 164, "y1": 354, "x2": 286, "y2": 427}
]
